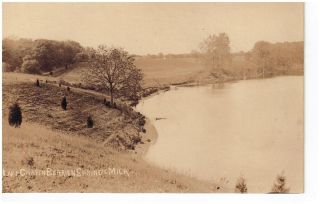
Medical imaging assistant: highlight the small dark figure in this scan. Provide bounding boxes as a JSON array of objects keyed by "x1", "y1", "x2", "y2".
[
  {"x1": 67, "y1": 86, "x2": 70, "y2": 91},
  {"x1": 36, "y1": 79, "x2": 40, "y2": 87},
  {"x1": 103, "y1": 98, "x2": 107, "y2": 105},
  {"x1": 49, "y1": 71, "x2": 53, "y2": 76},
  {"x1": 59, "y1": 83, "x2": 62, "y2": 87},
  {"x1": 113, "y1": 102, "x2": 117, "y2": 109},
  {"x1": 87, "y1": 115, "x2": 94, "y2": 128},
  {"x1": 61, "y1": 96, "x2": 67, "y2": 110},
  {"x1": 8, "y1": 102, "x2": 22, "y2": 127},
  {"x1": 45, "y1": 80, "x2": 48, "y2": 83}
]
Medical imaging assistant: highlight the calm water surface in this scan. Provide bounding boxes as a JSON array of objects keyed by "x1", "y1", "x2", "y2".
[{"x1": 136, "y1": 76, "x2": 304, "y2": 193}]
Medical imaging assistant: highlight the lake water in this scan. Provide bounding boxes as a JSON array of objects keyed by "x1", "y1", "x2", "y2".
[{"x1": 136, "y1": 76, "x2": 304, "y2": 193}]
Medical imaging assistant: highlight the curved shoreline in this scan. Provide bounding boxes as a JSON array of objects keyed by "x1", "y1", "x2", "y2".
[{"x1": 135, "y1": 118, "x2": 159, "y2": 157}]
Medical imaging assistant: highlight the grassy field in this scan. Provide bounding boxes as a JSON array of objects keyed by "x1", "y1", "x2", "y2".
[
  {"x1": 58, "y1": 57, "x2": 209, "y2": 88},
  {"x1": 2, "y1": 121, "x2": 218, "y2": 192},
  {"x1": 2, "y1": 72, "x2": 221, "y2": 192}
]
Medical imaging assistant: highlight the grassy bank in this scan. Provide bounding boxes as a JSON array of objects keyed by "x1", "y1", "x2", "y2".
[{"x1": 2, "y1": 121, "x2": 217, "y2": 192}]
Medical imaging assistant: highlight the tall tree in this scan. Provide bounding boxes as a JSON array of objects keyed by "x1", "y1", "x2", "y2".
[
  {"x1": 250, "y1": 41, "x2": 274, "y2": 78},
  {"x1": 83, "y1": 46, "x2": 143, "y2": 106},
  {"x1": 200, "y1": 33, "x2": 231, "y2": 71}
]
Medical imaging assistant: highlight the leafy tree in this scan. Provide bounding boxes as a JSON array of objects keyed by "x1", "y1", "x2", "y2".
[
  {"x1": 250, "y1": 41, "x2": 274, "y2": 78},
  {"x1": 83, "y1": 46, "x2": 143, "y2": 107},
  {"x1": 200, "y1": 33, "x2": 231, "y2": 71},
  {"x1": 59, "y1": 40, "x2": 83, "y2": 69},
  {"x1": 8, "y1": 102, "x2": 22, "y2": 127},
  {"x1": 2, "y1": 38, "x2": 34, "y2": 70}
]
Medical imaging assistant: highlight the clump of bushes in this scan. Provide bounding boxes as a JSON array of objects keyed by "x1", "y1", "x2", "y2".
[
  {"x1": 271, "y1": 173, "x2": 290, "y2": 193},
  {"x1": 61, "y1": 96, "x2": 68, "y2": 110},
  {"x1": 8, "y1": 102, "x2": 22, "y2": 127},
  {"x1": 87, "y1": 115, "x2": 94, "y2": 128},
  {"x1": 235, "y1": 176, "x2": 248, "y2": 193},
  {"x1": 21, "y1": 59, "x2": 41, "y2": 74}
]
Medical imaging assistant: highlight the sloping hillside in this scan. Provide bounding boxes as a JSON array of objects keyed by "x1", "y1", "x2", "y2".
[{"x1": 2, "y1": 79, "x2": 144, "y2": 150}]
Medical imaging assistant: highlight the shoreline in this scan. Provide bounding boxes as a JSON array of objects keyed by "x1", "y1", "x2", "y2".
[{"x1": 134, "y1": 118, "x2": 159, "y2": 157}]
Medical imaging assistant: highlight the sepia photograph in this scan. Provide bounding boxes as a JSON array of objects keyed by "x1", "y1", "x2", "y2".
[{"x1": 1, "y1": 2, "x2": 306, "y2": 195}]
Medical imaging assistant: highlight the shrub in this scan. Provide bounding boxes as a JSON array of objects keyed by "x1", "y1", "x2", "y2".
[
  {"x1": 61, "y1": 96, "x2": 68, "y2": 110},
  {"x1": 271, "y1": 173, "x2": 290, "y2": 193},
  {"x1": 87, "y1": 115, "x2": 94, "y2": 128},
  {"x1": 21, "y1": 59, "x2": 41, "y2": 74},
  {"x1": 8, "y1": 102, "x2": 22, "y2": 127},
  {"x1": 36, "y1": 79, "x2": 40, "y2": 87},
  {"x1": 105, "y1": 101, "x2": 111, "y2": 107},
  {"x1": 138, "y1": 116, "x2": 146, "y2": 127},
  {"x1": 235, "y1": 176, "x2": 248, "y2": 193}
]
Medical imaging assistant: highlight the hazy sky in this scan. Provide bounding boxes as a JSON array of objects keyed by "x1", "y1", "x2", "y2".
[{"x1": 3, "y1": 3, "x2": 304, "y2": 55}]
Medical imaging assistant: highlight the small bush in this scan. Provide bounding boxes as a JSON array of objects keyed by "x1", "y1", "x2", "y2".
[
  {"x1": 105, "y1": 101, "x2": 111, "y2": 107},
  {"x1": 87, "y1": 115, "x2": 94, "y2": 128},
  {"x1": 138, "y1": 116, "x2": 146, "y2": 127},
  {"x1": 271, "y1": 173, "x2": 290, "y2": 193},
  {"x1": 235, "y1": 176, "x2": 248, "y2": 193},
  {"x1": 61, "y1": 96, "x2": 68, "y2": 110},
  {"x1": 36, "y1": 79, "x2": 40, "y2": 87},
  {"x1": 8, "y1": 102, "x2": 22, "y2": 128}
]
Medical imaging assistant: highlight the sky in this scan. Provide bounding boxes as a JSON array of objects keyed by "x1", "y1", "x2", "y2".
[{"x1": 3, "y1": 3, "x2": 304, "y2": 55}]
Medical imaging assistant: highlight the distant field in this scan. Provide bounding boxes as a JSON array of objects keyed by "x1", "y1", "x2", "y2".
[{"x1": 59, "y1": 57, "x2": 208, "y2": 88}]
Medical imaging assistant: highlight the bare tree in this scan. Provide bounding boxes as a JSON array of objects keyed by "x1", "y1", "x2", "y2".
[{"x1": 83, "y1": 46, "x2": 143, "y2": 107}]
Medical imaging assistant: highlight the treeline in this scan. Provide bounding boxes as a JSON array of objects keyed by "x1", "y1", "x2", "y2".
[
  {"x1": 198, "y1": 33, "x2": 304, "y2": 79},
  {"x1": 244, "y1": 41, "x2": 304, "y2": 77},
  {"x1": 2, "y1": 37, "x2": 92, "y2": 73}
]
